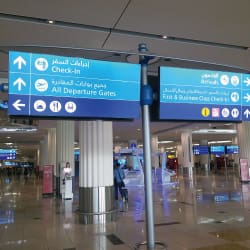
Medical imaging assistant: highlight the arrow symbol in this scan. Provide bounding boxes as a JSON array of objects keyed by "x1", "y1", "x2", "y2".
[
  {"x1": 13, "y1": 78, "x2": 26, "y2": 91},
  {"x1": 13, "y1": 56, "x2": 26, "y2": 70},
  {"x1": 12, "y1": 99, "x2": 25, "y2": 111},
  {"x1": 244, "y1": 109, "x2": 250, "y2": 119},
  {"x1": 244, "y1": 77, "x2": 250, "y2": 87},
  {"x1": 244, "y1": 93, "x2": 250, "y2": 102}
]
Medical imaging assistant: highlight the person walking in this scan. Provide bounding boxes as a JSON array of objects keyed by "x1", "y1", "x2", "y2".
[{"x1": 113, "y1": 161, "x2": 125, "y2": 201}]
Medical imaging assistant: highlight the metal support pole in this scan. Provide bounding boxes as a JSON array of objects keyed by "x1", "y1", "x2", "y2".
[{"x1": 139, "y1": 43, "x2": 155, "y2": 250}]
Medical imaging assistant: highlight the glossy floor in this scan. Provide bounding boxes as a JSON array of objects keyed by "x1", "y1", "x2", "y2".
[{"x1": 1, "y1": 169, "x2": 250, "y2": 249}]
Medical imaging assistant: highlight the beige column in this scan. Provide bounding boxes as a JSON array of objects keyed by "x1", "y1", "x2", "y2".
[
  {"x1": 199, "y1": 139, "x2": 209, "y2": 174},
  {"x1": 181, "y1": 130, "x2": 194, "y2": 179},
  {"x1": 39, "y1": 136, "x2": 48, "y2": 175},
  {"x1": 79, "y1": 120, "x2": 115, "y2": 224},
  {"x1": 56, "y1": 120, "x2": 75, "y2": 196},
  {"x1": 151, "y1": 135, "x2": 159, "y2": 169},
  {"x1": 176, "y1": 144, "x2": 183, "y2": 168},
  {"x1": 232, "y1": 135, "x2": 239, "y2": 171},
  {"x1": 48, "y1": 128, "x2": 56, "y2": 189},
  {"x1": 237, "y1": 122, "x2": 250, "y2": 170}
]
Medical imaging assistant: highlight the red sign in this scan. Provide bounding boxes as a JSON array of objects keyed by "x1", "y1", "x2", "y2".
[
  {"x1": 240, "y1": 159, "x2": 249, "y2": 182},
  {"x1": 42, "y1": 165, "x2": 54, "y2": 194}
]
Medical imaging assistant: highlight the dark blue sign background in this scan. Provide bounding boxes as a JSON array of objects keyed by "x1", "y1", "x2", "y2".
[
  {"x1": 159, "y1": 67, "x2": 250, "y2": 121},
  {"x1": 226, "y1": 145, "x2": 239, "y2": 154},
  {"x1": 0, "y1": 149, "x2": 16, "y2": 160},
  {"x1": 210, "y1": 145, "x2": 225, "y2": 155},
  {"x1": 8, "y1": 51, "x2": 141, "y2": 119},
  {"x1": 193, "y1": 145, "x2": 209, "y2": 155}
]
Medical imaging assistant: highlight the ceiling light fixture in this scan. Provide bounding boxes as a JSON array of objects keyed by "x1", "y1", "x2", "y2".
[
  {"x1": 208, "y1": 140, "x2": 232, "y2": 144},
  {"x1": 0, "y1": 127, "x2": 37, "y2": 133},
  {"x1": 158, "y1": 140, "x2": 174, "y2": 144},
  {"x1": 192, "y1": 129, "x2": 237, "y2": 134}
]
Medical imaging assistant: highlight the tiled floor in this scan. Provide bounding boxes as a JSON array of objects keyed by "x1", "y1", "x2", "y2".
[{"x1": 0, "y1": 168, "x2": 250, "y2": 249}]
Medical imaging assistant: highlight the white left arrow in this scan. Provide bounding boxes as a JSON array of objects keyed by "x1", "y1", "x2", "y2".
[
  {"x1": 244, "y1": 77, "x2": 250, "y2": 87},
  {"x1": 13, "y1": 78, "x2": 26, "y2": 91},
  {"x1": 244, "y1": 109, "x2": 250, "y2": 119},
  {"x1": 12, "y1": 99, "x2": 25, "y2": 111},
  {"x1": 244, "y1": 93, "x2": 250, "y2": 102},
  {"x1": 13, "y1": 56, "x2": 26, "y2": 70}
]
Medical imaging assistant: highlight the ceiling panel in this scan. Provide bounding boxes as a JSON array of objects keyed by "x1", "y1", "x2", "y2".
[
  {"x1": 0, "y1": 0, "x2": 129, "y2": 28},
  {"x1": 0, "y1": 20, "x2": 108, "y2": 48},
  {"x1": 116, "y1": 0, "x2": 250, "y2": 47},
  {"x1": 104, "y1": 33, "x2": 250, "y2": 72}
]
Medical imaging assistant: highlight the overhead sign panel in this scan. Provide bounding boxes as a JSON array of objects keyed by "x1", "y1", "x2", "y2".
[
  {"x1": 242, "y1": 73, "x2": 250, "y2": 121},
  {"x1": 8, "y1": 51, "x2": 141, "y2": 119},
  {"x1": 0, "y1": 149, "x2": 16, "y2": 160},
  {"x1": 159, "y1": 67, "x2": 247, "y2": 121}
]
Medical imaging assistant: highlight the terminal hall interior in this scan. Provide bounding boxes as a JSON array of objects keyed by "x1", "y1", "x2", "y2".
[{"x1": 0, "y1": 1, "x2": 250, "y2": 250}]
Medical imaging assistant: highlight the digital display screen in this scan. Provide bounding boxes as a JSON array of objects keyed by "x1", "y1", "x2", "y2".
[
  {"x1": 226, "y1": 145, "x2": 239, "y2": 154},
  {"x1": 193, "y1": 145, "x2": 209, "y2": 155},
  {"x1": 214, "y1": 193, "x2": 229, "y2": 202},
  {"x1": 210, "y1": 146, "x2": 225, "y2": 155},
  {"x1": 0, "y1": 149, "x2": 16, "y2": 160},
  {"x1": 3, "y1": 161, "x2": 19, "y2": 167}
]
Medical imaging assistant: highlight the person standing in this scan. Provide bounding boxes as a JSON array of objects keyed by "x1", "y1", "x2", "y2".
[{"x1": 113, "y1": 161, "x2": 125, "y2": 200}]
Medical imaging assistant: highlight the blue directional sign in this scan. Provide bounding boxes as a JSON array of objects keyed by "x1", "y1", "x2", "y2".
[
  {"x1": 242, "y1": 73, "x2": 250, "y2": 121},
  {"x1": 159, "y1": 66, "x2": 247, "y2": 121},
  {"x1": 0, "y1": 149, "x2": 16, "y2": 160},
  {"x1": 8, "y1": 51, "x2": 141, "y2": 119}
]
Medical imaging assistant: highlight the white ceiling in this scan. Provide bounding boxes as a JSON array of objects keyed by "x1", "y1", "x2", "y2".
[{"x1": 0, "y1": 0, "x2": 248, "y2": 157}]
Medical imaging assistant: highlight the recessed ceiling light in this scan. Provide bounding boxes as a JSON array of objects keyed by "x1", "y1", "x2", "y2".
[
  {"x1": 0, "y1": 127, "x2": 37, "y2": 133},
  {"x1": 208, "y1": 140, "x2": 232, "y2": 144},
  {"x1": 158, "y1": 140, "x2": 173, "y2": 144},
  {"x1": 192, "y1": 129, "x2": 237, "y2": 134}
]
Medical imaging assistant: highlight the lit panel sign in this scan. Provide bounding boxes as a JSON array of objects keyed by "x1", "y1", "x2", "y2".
[
  {"x1": 0, "y1": 149, "x2": 16, "y2": 160},
  {"x1": 193, "y1": 145, "x2": 209, "y2": 155},
  {"x1": 159, "y1": 67, "x2": 247, "y2": 121},
  {"x1": 8, "y1": 51, "x2": 141, "y2": 119},
  {"x1": 210, "y1": 145, "x2": 225, "y2": 155},
  {"x1": 226, "y1": 145, "x2": 239, "y2": 154}
]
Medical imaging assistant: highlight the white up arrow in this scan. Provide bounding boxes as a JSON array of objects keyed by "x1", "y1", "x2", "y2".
[
  {"x1": 13, "y1": 78, "x2": 26, "y2": 91},
  {"x1": 244, "y1": 109, "x2": 250, "y2": 119},
  {"x1": 244, "y1": 77, "x2": 250, "y2": 87},
  {"x1": 13, "y1": 56, "x2": 26, "y2": 70},
  {"x1": 12, "y1": 99, "x2": 25, "y2": 111}
]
